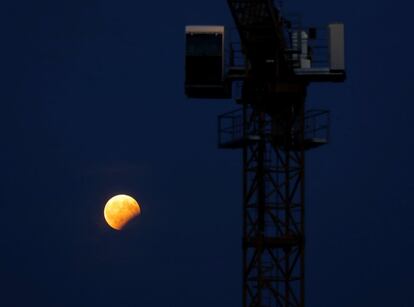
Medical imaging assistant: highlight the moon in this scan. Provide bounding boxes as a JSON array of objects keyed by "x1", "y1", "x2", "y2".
[{"x1": 104, "y1": 194, "x2": 141, "y2": 230}]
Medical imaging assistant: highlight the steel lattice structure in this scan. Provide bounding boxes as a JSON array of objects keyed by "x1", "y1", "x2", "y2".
[
  {"x1": 241, "y1": 96, "x2": 306, "y2": 307},
  {"x1": 218, "y1": 89, "x2": 331, "y2": 306},
  {"x1": 225, "y1": 1, "x2": 307, "y2": 304},
  {"x1": 185, "y1": 0, "x2": 345, "y2": 306}
]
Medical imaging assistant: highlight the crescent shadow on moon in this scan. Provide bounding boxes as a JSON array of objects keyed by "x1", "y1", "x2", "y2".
[{"x1": 104, "y1": 194, "x2": 141, "y2": 230}]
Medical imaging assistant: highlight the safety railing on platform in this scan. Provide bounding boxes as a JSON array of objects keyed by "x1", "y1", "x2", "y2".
[
  {"x1": 304, "y1": 109, "x2": 330, "y2": 142},
  {"x1": 218, "y1": 107, "x2": 330, "y2": 149},
  {"x1": 282, "y1": 16, "x2": 330, "y2": 70},
  {"x1": 218, "y1": 108, "x2": 244, "y2": 148}
]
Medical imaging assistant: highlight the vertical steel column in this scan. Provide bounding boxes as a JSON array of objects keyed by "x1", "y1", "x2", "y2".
[{"x1": 242, "y1": 99, "x2": 306, "y2": 307}]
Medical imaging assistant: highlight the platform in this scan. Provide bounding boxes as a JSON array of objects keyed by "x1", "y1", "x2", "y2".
[{"x1": 218, "y1": 108, "x2": 330, "y2": 150}]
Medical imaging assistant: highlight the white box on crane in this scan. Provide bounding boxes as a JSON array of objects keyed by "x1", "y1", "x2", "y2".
[{"x1": 329, "y1": 23, "x2": 345, "y2": 71}]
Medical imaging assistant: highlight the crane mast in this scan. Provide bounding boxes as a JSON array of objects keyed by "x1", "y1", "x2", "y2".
[{"x1": 227, "y1": 1, "x2": 306, "y2": 306}]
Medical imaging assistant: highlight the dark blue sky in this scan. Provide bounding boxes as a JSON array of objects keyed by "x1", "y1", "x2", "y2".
[{"x1": 0, "y1": 0, "x2": 413, "y2": 306}]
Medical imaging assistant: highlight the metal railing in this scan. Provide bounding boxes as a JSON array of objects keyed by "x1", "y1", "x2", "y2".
[
  {"x1": 283, "y1": 21, "x2": 330, "y2": 69},
  {"x1": 218, "y1": 107, "x2": 330, "y2": 148},
  {"x1": 304, "y1": 109, "x2": 330, "y2": 142},
  {"x1": 218, "y1": 108, "x2": 244, "y2": 148}
]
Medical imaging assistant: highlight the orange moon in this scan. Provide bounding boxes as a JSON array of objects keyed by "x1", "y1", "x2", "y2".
[{"x1": 104, "y1": 194, "x2": 141, "y2": 230}]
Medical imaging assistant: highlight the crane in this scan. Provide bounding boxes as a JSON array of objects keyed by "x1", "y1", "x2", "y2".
[{"x1": 185, "y1": 1, "x2": 346, "y2": 306}]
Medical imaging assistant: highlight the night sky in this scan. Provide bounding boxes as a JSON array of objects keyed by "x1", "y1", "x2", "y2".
[{"x1": 1, "y1": 0, "x2": 413, "y2": 306}]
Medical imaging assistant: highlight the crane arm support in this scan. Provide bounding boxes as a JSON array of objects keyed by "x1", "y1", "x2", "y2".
[{"x1": 227, "y1": 0, "x2": 290, "y2": 75}]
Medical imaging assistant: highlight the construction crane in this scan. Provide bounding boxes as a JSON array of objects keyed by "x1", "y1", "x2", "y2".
[{"x1": 185, "y1": 1, "x2": 346, "y2": 306}]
